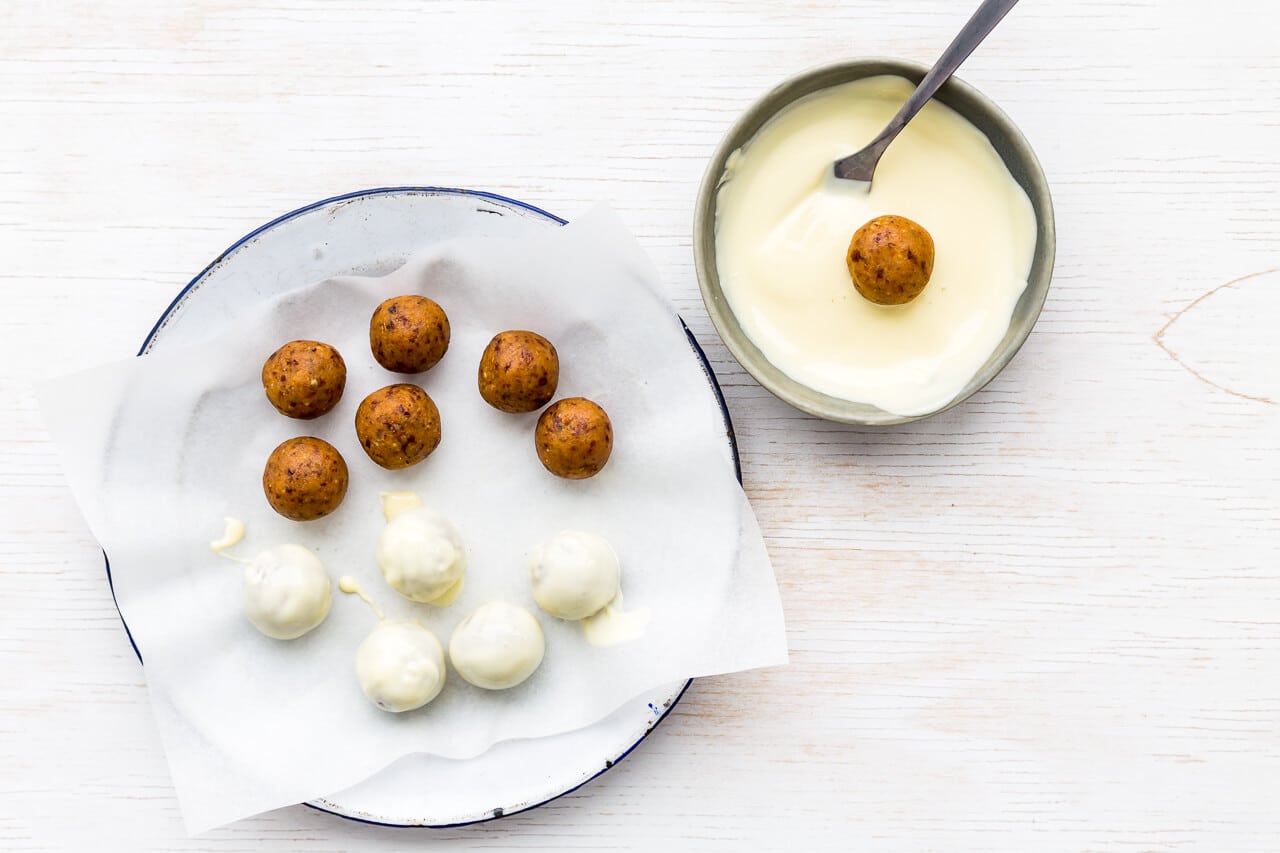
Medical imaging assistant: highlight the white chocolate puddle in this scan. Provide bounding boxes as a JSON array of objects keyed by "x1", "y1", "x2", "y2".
[{"x1": 581, "y1": 591, "x2": 650, "y2": 647}]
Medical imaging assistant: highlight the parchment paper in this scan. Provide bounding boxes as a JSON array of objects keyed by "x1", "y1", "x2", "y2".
[{"x1": 38, "y1": 206, "x2": 787, "y2": 833}]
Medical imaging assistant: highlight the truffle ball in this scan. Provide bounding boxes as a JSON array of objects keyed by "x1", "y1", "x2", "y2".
[
  {"x1": 354, "y1": 383, "x2": 442, "y2": 470},
  {"x1": 262, "y1": 436, "x2": 349, "y2": 521},
  {"x1": 354, "y1": 620, "x2": 447, "y2": 712},
  {"x1": 534, "y1": 397, "x2": 613, "y2": 479},
  {"x1": 369, "y1": 295, "x2": 451, "y2": 374},
  {"x1": 242, "y1": 544, "x2": 333, "y2": 639},
  {"x1": 376, "y1": 506, "x2": 466, "y2": 604},
  {"x1": 261, "y1": 340, "x2": 347, "y2": 419},
  {"x1": 477, "y1": 330, "x2": 560, "y2": 413},
  {"x1": 448, "y1": 602, "x2": 545, "y2": 690},
  {"x1": 845, "y1": 214, "x2": 936, "y2": 306},
  {"x1": 529, "y1": 531, "x2": 620, "y2": 620}
]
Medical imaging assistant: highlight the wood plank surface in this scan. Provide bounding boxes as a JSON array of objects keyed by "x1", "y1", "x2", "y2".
[{"x1": 2, "y1": 0, "x2": 1278, "y2": 849}]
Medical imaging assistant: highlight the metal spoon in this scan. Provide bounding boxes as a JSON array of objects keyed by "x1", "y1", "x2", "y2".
[{"x1": 833, "y1": 0, "x2": 1020, "y2": 185}]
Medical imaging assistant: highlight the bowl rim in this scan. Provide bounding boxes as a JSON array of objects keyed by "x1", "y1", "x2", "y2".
[{"x1": 692, "y1": 57, "x2": 1057, "y2": 426}]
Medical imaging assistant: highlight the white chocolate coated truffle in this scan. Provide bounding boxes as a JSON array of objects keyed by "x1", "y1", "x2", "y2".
[
  {"x1": 241, "y1": 544, "x2": 332, "y2": 639},
  {"x1": 354, "y1": 620, "x2": 447, "y2": 712},
  {"x1": 449, "y1": 602, "x2": 545, "y2": 690},
  {"x1": 529, "y1": 531, "x2": 621, "y2": 621},
  {"x1": 376, "y1": 506, "x2": 466, "y2": 604}
]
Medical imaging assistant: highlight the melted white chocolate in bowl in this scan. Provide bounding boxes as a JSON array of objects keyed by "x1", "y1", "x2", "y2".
[{"x1": 714, "y1": 76, "x2": 1037, "y2": 417}]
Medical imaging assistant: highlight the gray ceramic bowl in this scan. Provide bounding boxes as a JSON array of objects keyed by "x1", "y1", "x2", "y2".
[{"x1": 693, "y1": 58, "x2": 1056, "y2": 425}]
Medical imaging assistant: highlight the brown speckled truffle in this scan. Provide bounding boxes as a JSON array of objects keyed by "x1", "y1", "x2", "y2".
[
  {"x1": 477, "y1": 330, "x2": 560, "y2": 414},
  {"x1": 845, "y1": 214, "x2": 936, "y2": 306},
  {"x1": 534, "y1": 397, "x2": 612, "y2": 480},
  {"x1": 262, "y1": 436, "x2": 349, "y2": 521},
  {"x1": 261, "y1": 340, "x2": 347, "y2": 419},
  {"x1": 369, "y1": 295, "x2": 451, "y2": 374},
  {"x1": 354, "y1": 383, "x2": 442, "y2": 470}
]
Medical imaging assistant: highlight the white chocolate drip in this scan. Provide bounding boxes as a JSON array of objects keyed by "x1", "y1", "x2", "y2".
[
  {"x1": 338, "y1": 575, "x2": 385, "y2": 621},
  {"x1": 209, "y1": 517, "x2": 246, "y2": 555},
  {"x1": 379, "y1": 490, "x2": 424, "y2": 521}
]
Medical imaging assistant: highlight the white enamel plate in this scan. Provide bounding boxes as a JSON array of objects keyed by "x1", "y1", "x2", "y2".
[{"x1": 109, "y1": 187, "x2": 738, "y2": 827}]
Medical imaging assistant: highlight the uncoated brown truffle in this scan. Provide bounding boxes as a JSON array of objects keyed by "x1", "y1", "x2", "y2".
[
  {"x1": 354, "y1": 383, "x2": 442, "y2": 470},
  {"x1": 369, "y1": 295, "x2": 451, "y2": 374},
  {"x1": 261, "y1": 340, "x2": 347, "y2": 419},
  {"x1": 845, "y1": 214, "x2": 936, "y2": 306},
  {"x1": 534, "y1": 397, "x2": 613, "y2": 480},
  {"x1": 262, "y1": 436, "x2": 349, "y2": 521},
  {"x1": 477, "y1": 331, "x2": 560, "y2": 414}
]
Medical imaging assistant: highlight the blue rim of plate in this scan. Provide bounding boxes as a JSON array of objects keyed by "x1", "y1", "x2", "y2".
[{"x1": 102, "y1": 186, "x2": 740, "y2": 829}]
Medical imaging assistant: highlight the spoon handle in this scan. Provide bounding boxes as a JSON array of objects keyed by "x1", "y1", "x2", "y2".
[{"x1": 834, "y1": 0, "x2": 1020, "y2": 180}]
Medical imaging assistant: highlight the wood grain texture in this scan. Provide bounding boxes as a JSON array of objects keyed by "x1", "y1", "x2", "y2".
[{"x1": 2, "y1": 0, "x2": 1279, "y2": 849}]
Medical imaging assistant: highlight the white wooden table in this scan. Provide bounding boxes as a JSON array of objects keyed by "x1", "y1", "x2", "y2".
[{"x1": 4, "y1": 1, "x2": 1279, "y2": 849}]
